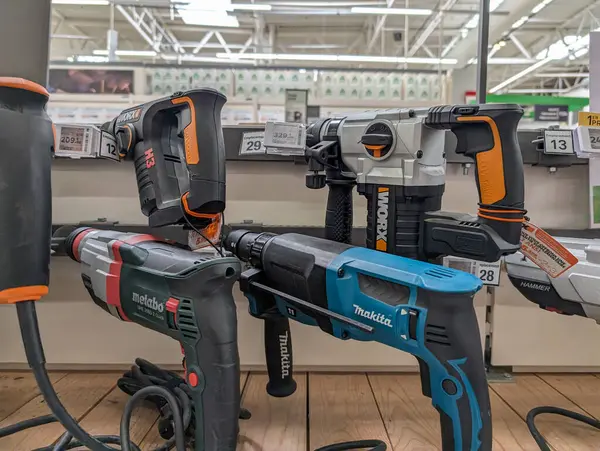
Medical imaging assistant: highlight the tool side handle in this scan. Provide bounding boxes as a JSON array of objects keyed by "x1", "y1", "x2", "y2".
[
  {"x1": 417, "y1": 290, "x2": 492, "y2": 451},
  {"x1": 325, "y1": 183, "x2": 354, "y2": 244},
  {"x1": 182, "y1": 273, "x2": 241, "y2": 451},
  {"x1": 264, "y1": 316, "x2": 297, "y2": 397}
]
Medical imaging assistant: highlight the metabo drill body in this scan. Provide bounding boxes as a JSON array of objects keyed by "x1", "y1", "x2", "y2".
[
  {"x1": 227, "y1": 230, "x2": 490, "y2": 451},
  {"x1": 65, "y1": 228, "x2": 241, "y2": 451}
]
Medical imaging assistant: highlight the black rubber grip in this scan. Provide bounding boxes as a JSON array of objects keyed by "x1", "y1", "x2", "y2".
[
  {"x1": 325, "y1": 183, "x2": 354, "y2": 244},
  {"x1": 0, "y1": 85, "x2": 53, "y2": 301},
  {"x1": 264, "y1": 316, "x2": 297, "y2": 397},
  {"x1": 183, "y1": 261, "x2": 241, "y2": 451},
  {"x1": 426, "y1": 104, "x2": 525, "y2": 246}
]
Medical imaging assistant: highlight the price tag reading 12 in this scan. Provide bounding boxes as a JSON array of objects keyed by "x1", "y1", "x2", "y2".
[
  {"x1": 543, "y1": 129, "x2": 574, "y2": 155},
  {"x1": 98, "y1": 131, "x2": 119, "y2": 161}
]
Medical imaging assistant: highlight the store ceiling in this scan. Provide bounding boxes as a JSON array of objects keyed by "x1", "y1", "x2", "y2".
[{"x1": 50, "y1": 0, "x2": 597, "y2": 92}]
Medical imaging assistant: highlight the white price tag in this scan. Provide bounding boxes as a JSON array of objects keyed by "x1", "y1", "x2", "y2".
[
  {"x1": 475, "y1": 261, "x2": 501, "y2": 286},
  {"x1": 587, "y1": 129, "x2": 600, "y2": 151},
  {"x1": 442, "y1": 257, "x2": 501, "y2": 286},
  {"x1": 543, "y1": 130, "x2": 574, "y2": 155},
  {"x1": 264, "y1": 121, "x2": 306, "y2": 151},
  {"x1": 54, "y1": 125, "x2": 96, "y2": 158},
  {"x1": 239, "y1": 131, "x2": 266, "y2": 155},
  {"x1": 98, "y1": 131, "x2": 119, "y2": 161}
]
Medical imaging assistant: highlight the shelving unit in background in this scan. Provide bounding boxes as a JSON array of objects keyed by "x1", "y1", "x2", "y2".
[{"x1": 47, "y1": 64, "x2": 449, "y2": 126}]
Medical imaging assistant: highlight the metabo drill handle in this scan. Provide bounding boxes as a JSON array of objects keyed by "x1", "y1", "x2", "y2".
[
  {"x1": 181, "y1": 280, "x2": 241, "y2": 451},
  {"x1": 0, "y1": 78, "x2": 53, "y2": 304},
  {"x1": 426, "y1": 104, "x2": 525, "y2": 246}
]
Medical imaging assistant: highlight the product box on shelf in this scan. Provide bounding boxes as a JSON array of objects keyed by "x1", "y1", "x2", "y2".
[
  {"x1": 405, "y1": 85, "x2": 419, "y2": 101},
  {"x1": 389, "y1": 86, "x2": 403, "y2": 100},
  {"x1": 389, "y1": 73, "x2": 403, "y2": 89}
]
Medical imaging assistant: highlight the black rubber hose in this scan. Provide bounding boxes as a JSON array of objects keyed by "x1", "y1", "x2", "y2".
[
  {"x1": 527, "y1": 405, "x2": 600, "y2": 451},
  {"x1": 0, "y1": 414, "x2": 56, "y2": 438},
  {"x1": 13, "y1": 301, "x2": 188, "y2": 451},
  {"x1": 120, "y1": 386, "x2": 186, "y2": 451},
  {"x1": 314, "y1": 440, "x2": 387, "y2": 451}
]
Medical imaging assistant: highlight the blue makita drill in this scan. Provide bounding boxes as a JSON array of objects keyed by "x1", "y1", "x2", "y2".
[{"x1": 225, "y1": 230, "x2": 489, "y2": 451}]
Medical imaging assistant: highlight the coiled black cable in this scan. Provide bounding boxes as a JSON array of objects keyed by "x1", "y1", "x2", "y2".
[
  {"x1": 525, "y1": 406, "x2": 600, "y2": 451},
  {"x1": 315, "y1": 440, "x2": 387, "y2": 450},
  {"x1": 7, "y1": 301, "x2": 188, "y2": 451},
  {"x1": 527, "y1": 406, "x2": 600, "y2": 451}
]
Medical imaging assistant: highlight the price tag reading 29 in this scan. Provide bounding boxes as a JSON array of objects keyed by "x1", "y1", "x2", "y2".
[{"x1": 239, "y1": 131, "x2": 266, "y2": 155}]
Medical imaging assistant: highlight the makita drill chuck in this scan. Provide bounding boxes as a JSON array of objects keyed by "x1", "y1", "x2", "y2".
[{"x1": 227, "y1": 229, "x2": 492, "y2": 451}]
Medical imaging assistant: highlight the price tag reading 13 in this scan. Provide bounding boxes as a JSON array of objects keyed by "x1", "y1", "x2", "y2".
[{"x1": 543, "y1": 129, "x2": 574, "y2": 155}]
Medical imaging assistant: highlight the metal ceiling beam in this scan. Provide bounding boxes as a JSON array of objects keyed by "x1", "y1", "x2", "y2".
[
  {"x1": 445, "y1": 0, "x2": 541, "y2": 66},
  {"x1": 365, "y1": 0, "x2": 395, "y2": 54},
  {"x1": 214, "y1": 31, "x2": 232, "y2": 54},
  {"x1": 489, "y1": 2, "x2": 600, "y2": 92},
  {"x1": 192, "y1": 31, "x2": 215, "y2": 54},
  {"x1": 116, "y1": 5, "x2": 160, "y2": 51},
  {"x1": 509, "y1": 35, "x2": 531, "y2": 59},
  {"x1": 407, "y1": 0, "x2": 458, "y2": 57}
]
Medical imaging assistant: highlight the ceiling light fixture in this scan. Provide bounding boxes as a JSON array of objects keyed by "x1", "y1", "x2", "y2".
[
  {"x1": 216, "y1": 52, "x2": 457, "y2": 65},
  {"x1": 531, "y1": 0, "x2": 553, "y2": 14},
  {"x1": 512, "y1": 16, "x2": 529, "y2": 29},
  {"x1": 70, "y1": 55, "x2": 110, "y2": 63},
  {"x1": 230, "y1": 4, "x2": 272, "y2": 11},
  {"x1": 52, "y1": 0, "x2": 109, "y2": 4},
  {"x1": 172, "y1": 0, "x2": 240, "y2": 27},
  {"x1": 161, "y1": 54, "x2": 249, "y2": 63},
  {"x1": 535, "y1": 72, "x2": 589, "y2": 77},
  {"x1": 93, "y1": 49, "x2": 158, "y2": 56},
  {"x1": 350, "y1": 7, "x2": 432, "y2": 16}
]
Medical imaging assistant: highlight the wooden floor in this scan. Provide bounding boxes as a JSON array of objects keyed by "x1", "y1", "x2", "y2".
[{"x1": 1, "y1": 372, "x2": 600, "y2": 450}]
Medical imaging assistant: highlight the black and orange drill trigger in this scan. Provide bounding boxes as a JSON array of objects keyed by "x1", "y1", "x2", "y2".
[{"x1": 115, "y1": 123, "x2": 135, "y2": 158}]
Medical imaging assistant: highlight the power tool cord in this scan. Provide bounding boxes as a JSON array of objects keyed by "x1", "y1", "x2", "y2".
[
  {"x1": 527, "y1": 406, "x2": 600, "y2": 451},
  {"x1": 5, "y1": 301, "x2": 187, "y2": 451},
  {"x1": 179, "y1": 203, "x2": 224, "y2": 257},
  {"x1": 314, "y1": 440, "x2": 387, "y2": 451}
]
